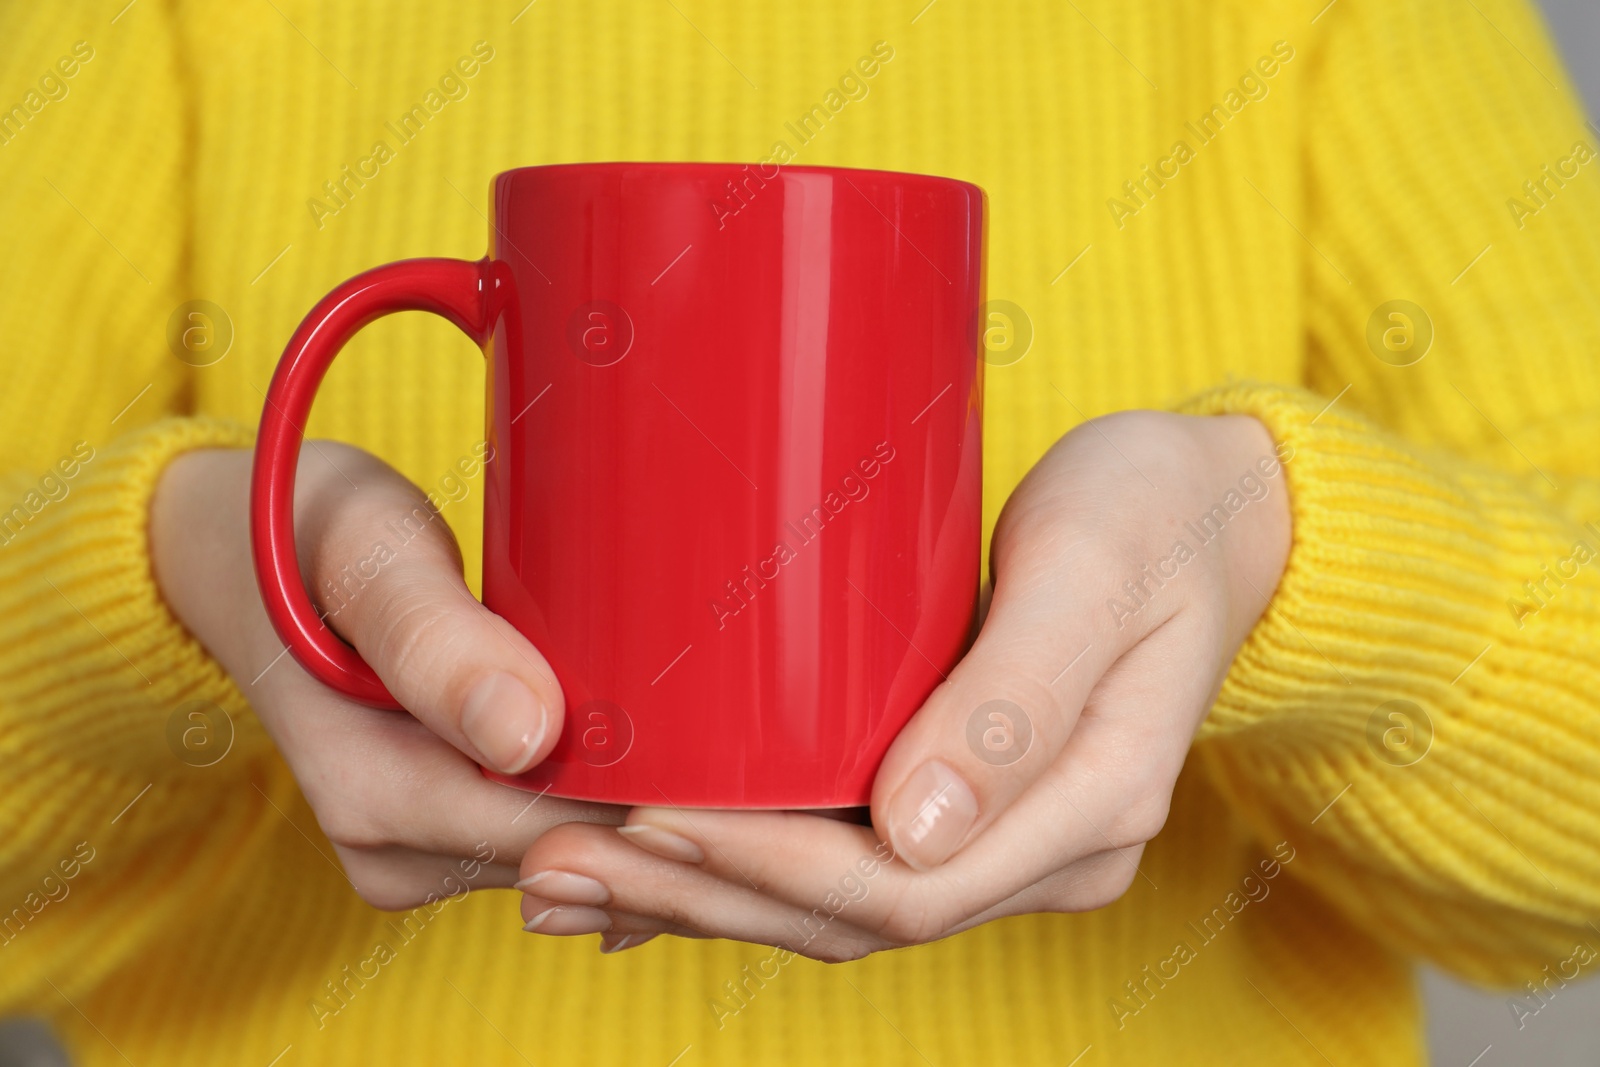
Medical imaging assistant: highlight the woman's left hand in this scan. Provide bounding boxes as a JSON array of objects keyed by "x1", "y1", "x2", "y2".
[{"x1": 515, "y1": 410, "x2": 1293, "y2": 957}]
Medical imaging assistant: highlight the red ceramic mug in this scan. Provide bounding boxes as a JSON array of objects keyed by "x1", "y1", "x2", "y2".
[{"x1": 251, "y1": 162, "x2": 985, "y2": 808}]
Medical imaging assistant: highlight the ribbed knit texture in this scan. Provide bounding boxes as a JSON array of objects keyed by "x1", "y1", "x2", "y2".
[{"x1": 1, "y1": 0, "x2": 1597, "y2": 1063}]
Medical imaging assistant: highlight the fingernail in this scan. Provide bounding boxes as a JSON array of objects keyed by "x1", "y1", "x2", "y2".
[
  {"x1": 513, "y1": 870, "x2": 610, "y2": 906},
  {"x1": 461, "y1": 672, "x2": 547, "y2": 774},
  {"x1": 600, "y1": 933, "x2": 658, "y2": 955},
  {"x1": 887, "y1": 760, "x2": 979, "y2": 870},
  {"x1": 523, "y1": 905, "x2": 611, "y2": 935},
  {"x1": 616, "y1": 824, "x2": 705, "y2": 864}
]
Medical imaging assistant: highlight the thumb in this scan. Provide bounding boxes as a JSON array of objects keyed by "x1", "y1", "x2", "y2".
[
  {"x1": 307, "y1": 469, "x2": 564, "y2": 775},
  {"x1": 869, "y1": 551, "x2": 1135, "y2": 871}
]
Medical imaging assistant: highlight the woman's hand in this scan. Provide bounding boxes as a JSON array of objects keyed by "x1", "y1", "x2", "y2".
[
  {"x1": 151, "y1": 443, "x2": 621, "y2": 910},
  {"x1": 514, "y1": 411, "x2": 1292, "y2": 956}
]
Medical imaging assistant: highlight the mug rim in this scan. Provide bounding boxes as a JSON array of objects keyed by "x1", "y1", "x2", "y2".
[{"x1": 494, "y1": 160, "x2": 984, "y2": 198}]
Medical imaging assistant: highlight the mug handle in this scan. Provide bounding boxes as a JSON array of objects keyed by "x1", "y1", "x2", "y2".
[{"x1": 249, "y1": 257, "x2": 493, "y2": 708}]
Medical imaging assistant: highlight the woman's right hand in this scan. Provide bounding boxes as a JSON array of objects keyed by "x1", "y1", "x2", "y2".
[{"x1": 149, "y1": 441, "x2": 622, "y2": 909}]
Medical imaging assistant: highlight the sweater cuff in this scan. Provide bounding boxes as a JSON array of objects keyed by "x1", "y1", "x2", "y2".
[
  {"x1": 0, "y1": 417, "x2": 263, "y2": 773},
  {"x1": 1173, "y1": 381, "x2": 1584, "y2": 741}
]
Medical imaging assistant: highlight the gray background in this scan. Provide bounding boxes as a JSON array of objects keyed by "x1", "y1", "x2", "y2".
[
  {"x1": 1542, "y1": 0, "x2": 1600, "y2": 122},
  {"x1": 1423, "y1": 5, "x2": 1599, "y2": 1066}
]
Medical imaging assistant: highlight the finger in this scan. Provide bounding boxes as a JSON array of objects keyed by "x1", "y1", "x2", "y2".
[
  {"x1": 332, "y1": 843, "x2": 521, "y2": 911},
  {"x1": 518, "y1": 824, "x2": 889, "y2": 962},
  {"x1": 533, "y1": 823, "x2": 1142, "y2": 952},
  {"x1": 598, "y1": 933, "x2": 661, "y2": 955},
  {"x1": 617, "y1": 808, "x2": 903, "y2": 912},
  {"x1": 296, "y1": 444, "x2": 564, "y2": 774},
  {"x1": 614, "y1": 773, "x2": 1136, "y2": 944},
  {"x1": 868, "y1": 524, "x2": 1150, "y2": 870},
  {"x1": 518, "y1": 898, "x2": 700, "y2": 944},
  {"x1": 614, "y1": 619, "x2": 1211, "y2": 942},
  {"x1": 965, "y1": 845, "x2": 1151, "y2": 925},
  {"x1": 519, "y1": 903, "x2": 715, "y2": 958},
  {"x1": 266, "y1": 672, "x2": 624, "y2": 860},
  {"x1": 566, "y1": 803, "x2": 1147, "y2": 950}
]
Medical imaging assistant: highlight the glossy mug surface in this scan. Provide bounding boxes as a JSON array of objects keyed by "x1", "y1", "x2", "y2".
[{"x1": 251, "y1": 162, "x2": 985, "y2": 808}]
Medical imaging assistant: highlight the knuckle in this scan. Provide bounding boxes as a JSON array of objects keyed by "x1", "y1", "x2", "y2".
[
  {"x1": 874, "y1": 886, "x2": 957, "y2": 946},
  {"x1": 521, "y1": 822, "x2": 607, "y2": 878},
  {"x1": 365, "y1": 586, "x2": 464, "y2": 695},
  {"x1": 334, "y1": 849, "x2": 436, "y2": 912},
  {"x1": 305, "y1": 502, "x2": 462, "y2": 634},
  {"x1": 310, "y1": 780, "x2": 398, "y2": 850},
  {"x1": 1075, "y1": 860, "x2": 1141, "y2": 912},
  {"x1": 1084, "y1": 408, "x2": 1164, "y2": 442},
  {"x1": 350, "y1": 880, "x2": 423, "y2": 911},
  {"x1": 353, "y1": 880, "x2": 438, "y2": 912},
  {"x1": 1034, "y1": 852, "x2": 1143, "y2": 915},
  {"x1": 1109, "y1": 791, "x2": 1171, "y2": 850},
  {"x1": 317, "y1": 805, "x2": 392, "y2": 852},
  {"x1": 653, "y1": 899, "x2": 708, "y2": 934},
  {"x1": 796, "y1": 937, "x2": 878, "y2": 965},
  {"x1": 1070, "y1": 515, "x2": 1148, "y2": 578},
  {"x1": 300, "y1": 761, "x2": 408, "y2": 852}
]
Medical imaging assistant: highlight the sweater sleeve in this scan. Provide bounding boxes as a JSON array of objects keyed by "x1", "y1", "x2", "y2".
[
  {"x1": 0, "y1": 6, "x2": 274, "y2": 1009},
  {"x1": 1182, "y1": 0, "x2": 1600, "y2": 984}
]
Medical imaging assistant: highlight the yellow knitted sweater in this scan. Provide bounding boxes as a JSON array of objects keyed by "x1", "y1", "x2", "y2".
[{"x1": 3, "y1": 1, "x2": 1599, "y2": 1064}]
